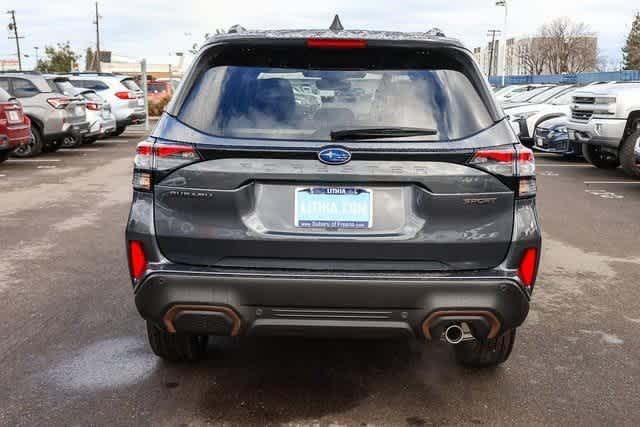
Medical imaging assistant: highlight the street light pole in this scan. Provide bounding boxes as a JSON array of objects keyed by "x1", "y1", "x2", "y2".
[
  {"x1": 496, "y1": 0, "x2": 508, "y2": 86},
  {"x1": 34, "y1": 46, "x2": 39, "y2": 66}
]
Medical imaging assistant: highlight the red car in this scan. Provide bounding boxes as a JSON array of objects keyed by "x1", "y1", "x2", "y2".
[{"x1": 0, "y1": 87, "x2": 31, "y2": 163}]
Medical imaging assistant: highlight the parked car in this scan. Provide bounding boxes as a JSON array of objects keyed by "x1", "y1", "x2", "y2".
[
  {"x1": 505, "y1": 86, "x2": 575, "y2": 146},
  {"x1": 568, "y1": 82, "x2": 640, "y2": 177},
  {"x1": 532, "y1": 117, "x2": 581, "y2": 157},
  {"x1": 501, "y1": 85, "x2": 556, "y2": 107},
  {"x1": 494, "y1": 84, "x2": 544, "y2": 103},
  {"x1": 0, "y1": 72, "x2": 89, "y2": 156},
  {"x1": 146, "y1": 80, "x2": 174, "y2": 103},
  {"x1": 64, "y1": 73, "x2": 146, "y2": 137},
  {"x1": 46, "y1": 76, "x2": 116, "y2": 145},
  {"x1": 0, "y1": 87, "x2": 31, "y2": 163},
  {"x1": 126, "y1": 29, "x2": 541, "y2": 367}
]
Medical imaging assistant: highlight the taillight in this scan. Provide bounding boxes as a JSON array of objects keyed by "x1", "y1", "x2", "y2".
[
  {"x1": 115, "y1": 91, "x2": 136, "y2": 100},
  {"x1": 86, "y1": 102, "x2": 101, "y2": 111},
  {"x1": 133, "y1": 139, "x2": 201, "y2": 191},
  {"x1": 128, "y1": 240, "x2": 148, "y2": 281},
  {"x1": 307, "y1": 38, "x2": 367, "y2": 49},
  {"x1": 47, "y1": 97, "x2": 71, "y2": 109},
  {"x1": 518, "y1": 248, "x2": 539, "y2": 288},
  {"x1": 469, "y1": 146, "x2": 536, "y2": 197}
]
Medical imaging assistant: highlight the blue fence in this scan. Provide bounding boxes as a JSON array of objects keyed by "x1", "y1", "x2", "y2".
[{"x1": 488, "y1": 70, "x2": 640, "y2": 86}]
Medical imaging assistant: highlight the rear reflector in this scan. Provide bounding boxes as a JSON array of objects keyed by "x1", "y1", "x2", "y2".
[
  {"x1": 307, "y1": 38, "x2": 367, "y2": 49},
  {"x1": 128, "y1": 240, "x2": 148, "y2": 281},
  {"x1": 518, "y1": 248, "x2": 539, "y2": 288}
]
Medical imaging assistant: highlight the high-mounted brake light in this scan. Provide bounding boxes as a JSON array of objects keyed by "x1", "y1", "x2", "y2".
[
  {"x1": 132, "y1": 139, "x2": 201, "y2": 191},
  {"x1": 47, "y1": 97, "x2": 71, "y2": 109},
  {"x1": 115, "y1": 91, "x2": 136, "y2": 100},
  {"x1": 307, "y1": 38, "x2": 367, "y2": 49},
  {"x1": 469, "y1": 146, "x2": 536, "y2": 197},
  {"x1": 128, "y1": 240, "x2": 148, "y2": 281},
  {"x1": 518, "y1": 248, "x2": 539, "y2": 288}
]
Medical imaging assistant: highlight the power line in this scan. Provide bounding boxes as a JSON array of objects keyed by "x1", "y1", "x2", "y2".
[{"x1": 7, "y1": 10, "x2": 25, "y2": 71}]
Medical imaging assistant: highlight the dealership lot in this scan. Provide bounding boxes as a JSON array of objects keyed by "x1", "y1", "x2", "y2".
[{"x1": 1, "y1": 131, "x2": 639, "y2": 426}]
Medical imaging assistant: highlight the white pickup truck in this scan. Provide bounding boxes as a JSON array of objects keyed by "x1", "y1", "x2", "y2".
[{"x1": 568, "y1": 82, "x2": 640, "y2": 177}]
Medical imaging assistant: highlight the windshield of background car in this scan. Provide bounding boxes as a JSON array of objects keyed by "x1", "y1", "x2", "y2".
[
  {"x1": 549, "y1": 89, "x2": 577, "y2": 105},
  {"x1": 526, "y1": 86, "x2": 573, "y2": 104},
  {"x1": 507, "y1": 86, "x2": 553, "y2": 103},
  {"x1": 178, "y1": 66, "x2": 494, "y2": 142}
]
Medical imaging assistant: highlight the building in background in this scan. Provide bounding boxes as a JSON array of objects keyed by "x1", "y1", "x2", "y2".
[
  {"x1": 94, "y1": 52, "x2": 192, "y2": 79},
  {"x1": 473, "y1": 34, "x2": 598, "y2": 77}
]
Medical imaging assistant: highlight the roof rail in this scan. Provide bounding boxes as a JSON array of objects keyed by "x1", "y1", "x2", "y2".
[
  {"x1": 67, "y1": 72, "x2": 117, "y2": 76},
  {"x1": 0, "y1": 70, "x2": 42, "y2": 75}
]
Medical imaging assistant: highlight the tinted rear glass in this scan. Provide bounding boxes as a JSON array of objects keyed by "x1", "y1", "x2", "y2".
[
  {"x1": 178, "y1": 66, "x2": 493, "y2": 142},
  {"x1": 121, "y1": 79, "x2": 141, "y2": 91}
]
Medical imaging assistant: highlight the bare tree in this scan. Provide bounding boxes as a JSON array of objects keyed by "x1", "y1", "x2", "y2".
[
  {"x1": 539, "y1": 18, "x2": 597, "y2": 73},
  {"x1": 516, "y1": 37, "x2": 547, "y2": 75}
]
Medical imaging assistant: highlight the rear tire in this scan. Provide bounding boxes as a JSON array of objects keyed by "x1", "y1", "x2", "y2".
[
  {"x1": 61, "y1": 135, "x2": 83, "y2": 148},
  {"x1": 112, "y1": 126, "x2": 126, "y2": 137},
  {"x1": 582, "y1": 143, "x2": 619, "y2": 169},
  {"x1": 454, "y1": 329, "x2": 516, "y2": 368},
  {"x1": 146, "y1": 321, "x2": 208, "y2": 362},
  {"x1": 619, "y1": 129, "x2": 640, "y2": 179},
  {"x1": 12, "y1": 124, "x2": 43, "y2": 158},
  {"x1": 42, "y1": 139, "x2": 63, "y2": 153},
  {"x1": 0, "y1": 150, "x2": 9, "y2": 163}
]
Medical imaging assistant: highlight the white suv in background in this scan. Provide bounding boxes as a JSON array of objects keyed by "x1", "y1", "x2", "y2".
[{"x1": 65, "y1": 73, "x2": 146, "y2": 137}]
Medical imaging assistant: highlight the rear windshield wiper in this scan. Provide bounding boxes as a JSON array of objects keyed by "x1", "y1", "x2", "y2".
[{"x1": 330, "y1": 127, "x2": 438, "y2": 141}]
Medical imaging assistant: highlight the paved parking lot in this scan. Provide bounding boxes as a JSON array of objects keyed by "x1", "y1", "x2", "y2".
[{"x1": 1, "y1": 131, "x2": 639, "y2": 426}]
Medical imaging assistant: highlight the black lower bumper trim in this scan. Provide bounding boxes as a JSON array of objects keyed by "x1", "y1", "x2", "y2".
[{"x1": 134, "y1": 271, "x2": 530, "y2": 338}]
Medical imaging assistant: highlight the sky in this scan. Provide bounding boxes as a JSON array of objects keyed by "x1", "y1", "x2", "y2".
[{"x1": 2, "y1": 0, "x2": 638, "y2": 70}]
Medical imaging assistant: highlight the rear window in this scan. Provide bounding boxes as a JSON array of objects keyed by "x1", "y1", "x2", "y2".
[
  {"x1": 147, "y1": 82, "x2": 169, "y2": 93},
  {"x1": 178, "y1": 66, "x2": 493, "y2": 142},
  {"x1": 121, "y1": 79, "x2": 141, "y2": 91},
  {"x1": 0, "y1": 87, "x2": 12, "y2": 102}
]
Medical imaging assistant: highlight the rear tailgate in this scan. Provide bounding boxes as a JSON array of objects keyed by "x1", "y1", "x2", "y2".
[{"x1": 151, "y1": 38, "x2": 516, "y2": 272}]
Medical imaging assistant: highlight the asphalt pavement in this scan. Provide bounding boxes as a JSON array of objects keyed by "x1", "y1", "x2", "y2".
[{"x1": 1, "y1": 131, "x2": 639, "y2": 426}]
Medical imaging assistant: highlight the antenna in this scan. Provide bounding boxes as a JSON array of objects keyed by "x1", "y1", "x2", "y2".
[{"x1": 329, "y1": 15, "x2": 344, "y2": 32}]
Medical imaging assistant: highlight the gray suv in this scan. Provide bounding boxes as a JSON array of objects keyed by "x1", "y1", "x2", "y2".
[
  {"x1": 0, "y1": 72, "x2": 89, "y2": 156},
  {"x1": 125, "y1": 29, "x2": 541, "y2": 368}
]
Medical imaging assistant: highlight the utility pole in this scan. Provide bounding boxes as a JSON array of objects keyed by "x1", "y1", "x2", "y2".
[
  {"x1": 7, "y1": 10, "x2": 24, "y2": 71},
  {"x1": 487, "y1": 30, "x2": 501, "y2": 77},
  {"x1": 496, "y1": 0, "x2": 509, "y2": 86},
  {"x1": 34, "y1": 46, "x2": 39, "y2": 65},
  {"x1": 93, "y1": 2, "x2": 101, "y2": 72}
]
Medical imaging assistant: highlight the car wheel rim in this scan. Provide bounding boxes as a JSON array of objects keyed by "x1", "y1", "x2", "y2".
[
  {"x1": 15, "y1": 129, "x2": 36, "y2": 156},
  {"x1": 62, "y1": 136, "x2": 76, "y2": 148}
]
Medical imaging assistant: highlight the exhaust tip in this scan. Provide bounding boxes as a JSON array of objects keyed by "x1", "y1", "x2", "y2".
[{"x1": 444, "y1": 324, "x2": 464, "y2": 344}]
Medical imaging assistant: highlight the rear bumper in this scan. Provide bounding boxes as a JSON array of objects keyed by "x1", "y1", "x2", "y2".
[
  {"x1": 0, "y1": 125, "x2": 31, "y2": 149},
  {"x1": 134, "y1": 270, "x2": 530, "y2": 339},
  {"x1": 116, "y1": 111, "x2": 146, "y2": 128}
]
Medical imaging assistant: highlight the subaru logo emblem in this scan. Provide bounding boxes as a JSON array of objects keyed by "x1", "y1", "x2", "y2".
[{"x1": 318, "y1": 147, "x2": 351, "y2": 165}]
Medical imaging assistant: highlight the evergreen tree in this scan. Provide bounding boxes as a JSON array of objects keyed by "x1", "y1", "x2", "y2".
[{"x1": 622, "y1": 12, "x2": 640, "y2": 70}]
